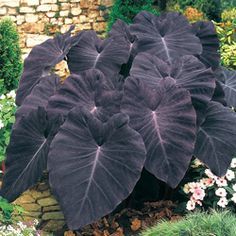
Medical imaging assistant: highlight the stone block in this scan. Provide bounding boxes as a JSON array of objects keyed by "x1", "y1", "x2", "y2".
[
  {"x1": 60, "y1": 10, "x2": 69, "y2": 17},
  {"x1": 26, "y1": 34, "x2": 50, "y2": 47},
  {"x1": 71, "y1": 7, "x2": 82, "y2": 16},
  {"x1": 42, "y1": 220, "x2": 65, "y2": 232},
  {"x1": 14, "y1": 194, "x2": 35, "y2": 204},
  {"x1": 43, "y1": 205, "x2": 61, "y2": 212},
  {"x1": 42, "y1": 211, "x2": 64, "y2": 220},
  {"x1": 25, "y1": 14, "x2": 39, "y2": 23},
  {"x1": 0, "y1": 7, "x2": 7, "y2": 15},
  {"x1": 21, "y1": 22, "x2": 45, "y2": 33},
  {"x1": 19, "y1": 7, "x2": 36, "y2": 13},
  {"x1": 0, "y1": 0, "x2": 20, "y2": 7},
  {"x1": 40, "y1": 0, "x2": 57, "y2": 3},
  {"x1": 37, "y1": 197, "x2": 58, "y2": 207},
  {"x1": 37, "y1": 4, "x2": 52, "y2": 12},
  {"x1": 16, "y1": 15, "x2": 25, "y2": 25},
  {"x1": 27, "y1": 0, "x2": 39, "y2": 5}
]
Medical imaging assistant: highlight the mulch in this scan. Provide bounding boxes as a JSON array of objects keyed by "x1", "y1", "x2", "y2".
[{"x1": 62, "y1": 200, "x2": 182, "y2": 236}]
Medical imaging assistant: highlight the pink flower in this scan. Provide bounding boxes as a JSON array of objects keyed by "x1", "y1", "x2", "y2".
[
  {"x1": 192, "y1": 187, "x2": 205, "y2": 200},
  {"x1": 188, "y1": 182, "x2": 202, "y2": 193},
  {"x1": 215, "y1": 188, "x2": 227, "y2": 197},
  {"x1": 230, "y1": 158, "x2": 236, "y2": 168},
  {"x1": 225, "y1": 169, "x2": 235, "y2": 181},
  {"x1": 217, "y1": 197, "x2": 228, "y2": 208},
  {"x1": 215, "y1": 177, "x2": 227, "y2": 187},
  {"x1": 200, "y1": 178, "x2": 214, "y2": 189},
  {"x1": 205, "y1": 169, "x2": 215, "y2": 178},
  {"x1": 186, "y1": 200, "x2": 196, "y2": 211}
]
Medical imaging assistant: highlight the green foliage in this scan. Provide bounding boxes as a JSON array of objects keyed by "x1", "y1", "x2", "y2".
[
  {"x1": 0, "y1": 91, "x2": 16, "y2": 162},
  {"x1": 215, "y1": 20, "x2": 236, "y2": 69},
  {"x1": 142, "y1": 210, "x2": 236, "y2": 236},
  {"x1": 0, "y1": 196, "x2": 24, "y2": 224},
  {"x1": 222, "y1": 8, "x2": 236, "y2": 22},
  {"x1": 177, "y1": 0, "x2": 222, "y2": 21},
  {"x1": 0, "y1": 18, "x2": 22, "y2": 94},
  {"x1": 221, "y1": 0, "x2": 236, "y2": 10},
  {"x1": 106, "y1": 0, "x2": 159, "y2": 32}
]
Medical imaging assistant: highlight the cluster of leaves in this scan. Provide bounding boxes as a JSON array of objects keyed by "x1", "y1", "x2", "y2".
[
  {"x1": 215, "y1": 19, "x2": 236, "y2": 69},
  {"x1": 221, "y1": 0, "x2": 236, "y2": 10},
  {"x1": 174, "y1": 0, "x2": 222, "y2": 21},
  {"x1": 106, "y1": 0, "x2": 159, "y2": 32},
  {"x1": 0, "y1": 19, "x2": 22, "y2": 94},
  {"x1": 0, "y1": 91, "x2": 16, "y2": 162},
  {"x1": 0, "y1": 196, "x2": 24, "y2": 225},
  {"x1": 183, "y1": 6, "x2": 205, "y2": 22},
  {"x1": 1, "y1": 12, "x2": 236, "y2": 230}
]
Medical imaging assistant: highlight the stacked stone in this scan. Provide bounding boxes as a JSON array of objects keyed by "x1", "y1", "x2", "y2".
[
  {"x1": 14, "y1": 182, "x2": 65, "y2": 232},
  {"x1": 0, "y1": 0, "x2": 113, "y2": 60}
]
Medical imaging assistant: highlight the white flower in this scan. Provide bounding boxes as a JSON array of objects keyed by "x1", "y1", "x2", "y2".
[
  {"x1": 231, "y1": 193, "x2": 236, "y2": 203},
  {"x1": 231, "y1": 158, "x2": 236, "y2": 168},
  {"x1": 226, "y1": 169, "x2": 235, "y2": 181},
  {"x1": 217, "y1": 197, "x2": 228, "y2": 208},
  {"x1": 215, "y1": 188, "x2": 227, "y2": 197},
  {"x1": 205, "y1": 169, "x2": 215, "y2": 178},
  {"x1": 186, "y1": 200, "x2": 196, "y2": 211},
  {"x1": 200, "y1": 178, "x2": 214, "y2": 189},
  {"x1": 0, "y1": 119, "x2": 4, "y2": 129},
  {"x1": 0, "y1": 94, "x2": 6, "y2": 100},
  {"x1": 6, "y1": 90, "x2": 16, "y2": 99},
  {"x1": 215, "y1": 177, "x2": 227, "y2": 187},
  {"x1": 232, "y1": 184, "x2": 236, "y2": 192}
]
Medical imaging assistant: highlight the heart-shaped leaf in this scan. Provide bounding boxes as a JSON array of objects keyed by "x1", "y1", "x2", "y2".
[
  {"x1": 67, "y1": 30, "x2": 130, "y2": 76},
  {"x1": 194, "y1": 101, "x2": 236, "y2": 176},
  {"x1": 48, "y1": 108, "x2": 146, "y2": 229},
  {"x1": 47, "y1": 69, "x2": 122, "y2": 121},
  {"x1": 16, "y1": 73, "x2": 61, "y2": 123},
  {"x1": 130, "y1": 11, "x2": 202, "y2": 63},
  {"x1": 121, "y1": 77, "x2": 196, "y2": 188},
  {"x1": 16, "y1": 26, "x2": 83, "y2": 106},
  {"x1": 192, "y1": 21, "x2": 220, "y2": 69},
  {"x1": 0, "y1": 107, "x2": 63, "y2": 202}
]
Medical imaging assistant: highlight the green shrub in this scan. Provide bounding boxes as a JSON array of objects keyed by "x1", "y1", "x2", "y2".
[
  {"x1": 106, "y1": 0, "x2": 159, "y2": 32},
  {"x1": 142, "y1": 211, "x2": 236, "y2": 236},
  {"x1": 221, "y1": 0, "x2": 236, "y2": 10},
  {"x1": 177, "y1": 0, "x2": 222, "y2": 21},
  {"x1": 0, "y1": 18, "x2": 22, "y2": 94}
]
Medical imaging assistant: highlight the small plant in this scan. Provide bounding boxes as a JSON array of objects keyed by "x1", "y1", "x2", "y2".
[
  {"x1": 181, "y1": 158, "x2": 236, "y2": 211},
  {"x1": 183, "y1": 6, "x2": 204, "y2": 22},
  {"x1": 141, "y1": 210, "x2": 236, "y2": 236},
  {"x1": 1, "y1": 13, "x2": 236, "y2": 230},
  {"x1": 0, "y1": 91, "x2": 16, "y2": 162},
  {"x1": 221, "y1": 8, "x2": 236, "y2": 22},
  {"x1": 106, "y1": 0, "x2": 159, "y2": 32},
  {"x1": 0, "y1": 19, "x2": 22, "y2": 94}
]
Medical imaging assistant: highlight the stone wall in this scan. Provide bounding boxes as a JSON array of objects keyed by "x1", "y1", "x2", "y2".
[
  {"x1": 14, "y1": 180, "x2": 66, "y2": 232},
  {"x1": 0, "y1": 0, "x2": 113, "y2": 60}
]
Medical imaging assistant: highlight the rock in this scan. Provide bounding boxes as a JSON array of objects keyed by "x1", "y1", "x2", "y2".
[
  {"x1": 26, "y1": 34, "x2": 50, "y2": 47},
  {"x1": 99, "y1": 0, "x2": 113, "y2": 7},
  {"x1": 42, "y1": 220, "x2": 65, "y2": 232},
  {"x1": 37, "y1": 197, "x2": 58, "y2": 207},
  {"x1": 79, "y1": 15, "x2": 87, "y2": 23},
  {"x1": 16, "y1": 15, "x2": 25, "y2": 25},
  {"x1": 30, "y1": 189, "x2": 51, "y2": 199},
  {"x1": 71, "y1": 6, "x2": 82, "y2": 16},
  {"x1": 37, "y1": 4, "x2": 52, "y2": 12},
  {"x1": 0, "y1": 0, "x2": 19, "y2": 7},
  {"x1": 42, "y1": 211, "x2": 65, "y2": 220},
  {"x1": 25, "y1": 14, "x2": 39, "y2": 23},
  {"x1": 93, "y1": 22, "x2": 106, "y2": 32},
  {"x1": 40, "y1": 0, "x2": 57, "y2": 3},
  {"x1": 43, "y1": 205, "x2": 61, "y2": 212},
  {"x1": 21, "y1": 23, "x2": 45, "y2": 33},
  {"x1": 14, "y1": 194, "x2": 35, "y2": 204},
  {"x1": 65, "y1": 18, "x2": 73, "y2": 24},
  {"x1": 8, "y1": 8, "x2": 17, "y2": 15},
  {"x1": 46, "y1": 12, "x2": 55, "y2": 18},
  {"x1": 19, "y1": 7, "x2": 36, "y2": 13},
  {"x1": 60, "y1": 10, "x2": 69, "y2": 17},
  {"x1": 21, "y1": 203, "x2": 41, "y2": 212},
  {"x1": 51, "y1": 4, "x2": 59, "y2": 11},
  {"x1": 0, "y1": 7, "x2": 7, "y2": 15},
  {"x1": 24, "y1": 211, "x2": 42, "y2": 218},
  {"x1": 26, "y1": 0, "x2": 39, "y2": 5}
]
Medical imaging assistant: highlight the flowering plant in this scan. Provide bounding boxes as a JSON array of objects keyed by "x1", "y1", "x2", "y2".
[
  {"x1": 0, "y1": 219, "x2": 44, "y2": 236},
  {"x1": 182, "y1": 158, "x2": 236, "y2": 211},
  {"x1": 0, "y1": 91, "x2": 16, "y2": 163}
]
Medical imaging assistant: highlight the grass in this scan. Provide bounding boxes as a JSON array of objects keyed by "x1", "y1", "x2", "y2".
[{"x1": 141, "y1": 210, "x2": 236, "y2": 236}]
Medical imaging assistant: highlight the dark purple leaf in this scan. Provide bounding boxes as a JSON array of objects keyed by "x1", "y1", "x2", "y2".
[
  {"x1": 16, "y1": 26, "x2": 83, "y2": 106},
  {"x1": 212, "y1": 80, "x2": 226, "y2": 106},
  {"x1": 215, "y1": 68, "x2": 236, "y2": 107},
  {"x1": 48, "y1": 108, "x2": 146, "y2": 229},
  {"x1": 131, "y1": 53, "x2": 216, "y2": 108},
  {"x1": 67, "y1": 30, "x2": 130, "y2": 76},
  {"x1": 15, "y1": 73, "x2": 61, "y2": 123},
  {"x1": 192, "y1": 21, "x2": 220, "y2": 69},
  {"x1": 194, "y1": 101, "x2": 236, "y2": 176},
  {"x1": 130, "y1": 11, "x2": 202, "y2": 63},
  {"x1": 47, "y1": 69, "x2": 122, "y2": 121},
  {"x1": 121, "y1": 77, "x2": 196, "y2": 188},
  {"x1": 0, "y1": 107, "x2": 63, "y2": 202}
]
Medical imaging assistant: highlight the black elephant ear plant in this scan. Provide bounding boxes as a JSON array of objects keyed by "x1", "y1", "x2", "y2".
[{"x1": 1, "y1": 12, "x2": 236, "y2": 230}]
